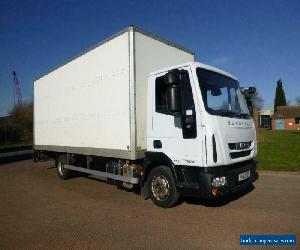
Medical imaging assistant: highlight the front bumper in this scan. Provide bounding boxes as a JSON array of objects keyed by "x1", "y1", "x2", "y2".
[{"x1": 175, "y1": 160, "x2": 258, "y2": 199}]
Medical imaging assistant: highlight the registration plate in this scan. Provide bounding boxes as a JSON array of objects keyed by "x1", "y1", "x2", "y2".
[{"x1": 238, "y1": 170, "x2": 250, "y2": 182}]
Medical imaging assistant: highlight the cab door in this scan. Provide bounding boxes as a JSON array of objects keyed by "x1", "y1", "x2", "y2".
[{"x1": 147, "y1": 67, "x2": 202, "y2": 166}]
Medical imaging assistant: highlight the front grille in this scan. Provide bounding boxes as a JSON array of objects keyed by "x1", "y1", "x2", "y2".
[
  {"x1": 230, "y1": 150, "x2": 251, "y2": 159},
  {"x1": 228, "y1": 141, "x2": 252, "y2": 150}
]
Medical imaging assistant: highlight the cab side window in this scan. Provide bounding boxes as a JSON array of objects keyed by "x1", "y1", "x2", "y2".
[
  {"x1": 155, "y1": 71, "x2": 195, "y2": 114},
  {"x1": 155, "y1": 70, "x2": 197, "y2": 139},
  {"x1": 155, "y1": 75, "x2": 168, "y2": 114}
]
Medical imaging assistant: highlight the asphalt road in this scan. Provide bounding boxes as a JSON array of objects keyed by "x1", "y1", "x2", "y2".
[{"x1": 0, "y1": 160, "x2": 299, "y2": 249}]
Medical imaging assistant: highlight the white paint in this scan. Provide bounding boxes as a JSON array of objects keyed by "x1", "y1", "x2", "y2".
[
  {"x1": 34, "y1": 28, "x2": 194, "y2": 159},
  {"x1": 147, "y1": 67, "x2": 202, "y2": 167},
  {"x1": 147, "y1": 62, "x2": 257, "y2": 167},
  {"x1": 34, "y1": 32, "x2": 131, "y2": 150},
  {"x1": 134, "y1": 32, "x2": 194, "y2": 150},
  {"x1": 34, "y1": 27, "x2": 256, "y2": 167}
]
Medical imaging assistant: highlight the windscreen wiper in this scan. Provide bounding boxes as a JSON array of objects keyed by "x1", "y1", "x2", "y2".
[
  {"x1": 219, "y1": 111, "x2": 250, "y2": 118},
  {"x1": 235, "y1": 113, "x2": 251, "y2": 118},
  {"x1": 219, "y1": 111, "x2": 237, "y2": 117}
]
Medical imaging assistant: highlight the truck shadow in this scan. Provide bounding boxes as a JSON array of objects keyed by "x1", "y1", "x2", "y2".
[
  {"x1": 51, "y1": 171, "x2": 255, "y2": 207},
  {"x1": 84, "y1": 175, "x2": 113, "y2": 184},
  {"x1": 83, "y1": 175, "x2": 140, "y2": 194},
  {"x1": 182, "y1": 184, "x2": 255, "y2": 207},
  {"x1": 83, "y1": 175, "x2": 255, "y2": 206},
  {"x1": 0, "y1": 153, "x2": 33, "y2": 165}
]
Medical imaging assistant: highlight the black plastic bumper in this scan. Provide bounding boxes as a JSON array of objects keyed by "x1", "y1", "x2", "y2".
[{"x1": 175, "y1": 160, "x2": 258, "y2": 199}]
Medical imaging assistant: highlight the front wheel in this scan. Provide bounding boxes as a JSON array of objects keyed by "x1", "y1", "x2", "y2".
[{"x1": 148, "y1": 166, "x2": 180, "y2": 208}]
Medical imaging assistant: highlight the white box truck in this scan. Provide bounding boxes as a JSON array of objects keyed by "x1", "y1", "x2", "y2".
[{"x1": 34, "y1": 26, "x2": 258, "y2": 207}]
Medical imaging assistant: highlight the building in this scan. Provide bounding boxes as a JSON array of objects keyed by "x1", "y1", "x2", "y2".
[
  {"x1": 272, "y1": 106, "x2": 300, "y2": 130},
  {"x1": 258, "y1": 109, "x2": 274, "y2": 129}
]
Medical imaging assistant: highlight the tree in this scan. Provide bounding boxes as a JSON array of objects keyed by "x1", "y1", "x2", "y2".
[
  {"x1": 242, "y1": 89, "x2": 263, "y2": 128},
  {"x1": 252, "y1": 91, "x2": 264, "y2": 111},
  {"x1": 9, "y1": 101, "x2": 33, "y2": 143},
  {"x1": 243, "y1": 89, "x2": 264, "y2": 113},
  {"x1": 274, "y1": 79, "x2": 287, "y2": 111},
  {"x1": 0, "y1": 101, "x2": 33, "y2": 146},
  {"x1": 295, "y1": 96, "x2": 300, "y2": 106}
]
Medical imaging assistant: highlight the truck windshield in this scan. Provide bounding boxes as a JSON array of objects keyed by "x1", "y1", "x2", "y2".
[{"x1": 196, "y1": 68, "x2": 250, "y2": 118}]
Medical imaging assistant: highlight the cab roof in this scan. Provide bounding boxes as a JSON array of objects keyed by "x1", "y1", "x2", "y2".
[{"x1": 150, "y1": 61, "x2": 238, "y2": 81}]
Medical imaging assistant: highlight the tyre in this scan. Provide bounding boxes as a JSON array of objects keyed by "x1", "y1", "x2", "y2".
[
  {"x1": 148, "y1": 166, "x2": 180, "y2": 208},
  {"x1": 56, "y1": 155, "x2": 72, "y2": 179}
]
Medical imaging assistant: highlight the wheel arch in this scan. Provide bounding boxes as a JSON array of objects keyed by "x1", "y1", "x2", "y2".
[{"x1": 142, "y1": 152, "x2": 179, "y2": 186}]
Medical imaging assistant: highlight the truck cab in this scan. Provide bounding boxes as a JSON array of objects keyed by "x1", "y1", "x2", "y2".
[{"x1": 144, "y1": 62, "x2": 258, "y2": 207}]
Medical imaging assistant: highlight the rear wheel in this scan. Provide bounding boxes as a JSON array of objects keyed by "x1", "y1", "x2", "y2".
[
  {"x1": 56, "y1": 155, "x2": 72, "y2": 179},
  {"x1": 148, "y1": 166, "x2": 180, "y2": 208}
]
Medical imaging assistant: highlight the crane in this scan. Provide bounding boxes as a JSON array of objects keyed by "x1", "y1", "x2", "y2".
[{"x1": 12, "y1": 71, "x2": 23, "y2": 107}]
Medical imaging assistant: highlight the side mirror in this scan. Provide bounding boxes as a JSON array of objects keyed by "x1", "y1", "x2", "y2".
[
  {"x1": 165, "y1": 69, "x2": 180, "y2": 86},
  {"x1": 241, "y1": 86, "x2": 256, "y2": 117},
  {"x1": 241, "y1": 87, "x2": 256, "y2": 95},
  {"x1": 248, "y1": 87, "x2": 256, "y2": 94},
  {"x1": 165, "y1": 70, "x2": 182, "y2": 115}
]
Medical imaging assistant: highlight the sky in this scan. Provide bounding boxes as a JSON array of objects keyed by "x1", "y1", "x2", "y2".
[{"x1": 0, "y1": 0, "x2": 299, "y2": 116}]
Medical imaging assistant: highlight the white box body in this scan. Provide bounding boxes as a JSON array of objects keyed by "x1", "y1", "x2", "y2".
[{"x1": 34, "y1": 27, "x2": 194, "y2": 159}]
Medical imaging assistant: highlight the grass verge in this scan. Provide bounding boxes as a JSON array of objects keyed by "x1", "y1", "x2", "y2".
[{"x1": 256, "y1": 129, "x2": 300, "y2": 172}]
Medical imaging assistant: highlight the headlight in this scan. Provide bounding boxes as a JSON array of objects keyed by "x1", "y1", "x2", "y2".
[{"x1": 212, "y1": 176, "x2": 227, "y2": 187}]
